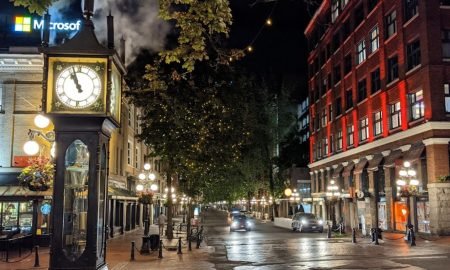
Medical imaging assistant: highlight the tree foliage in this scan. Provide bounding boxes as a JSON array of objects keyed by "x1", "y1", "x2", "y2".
[{"x1": 10, "y1": 0, "x2": 54, "y2": 15}]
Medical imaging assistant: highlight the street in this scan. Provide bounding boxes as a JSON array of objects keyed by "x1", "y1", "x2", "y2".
[{"x1": 204, "y1": 210, "x2": 450, "y2": 270}]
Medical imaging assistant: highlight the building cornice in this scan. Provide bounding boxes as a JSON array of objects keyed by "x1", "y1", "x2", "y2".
[
  {"x1": 423, "y1": 138, "x2": 450, "y2": 145},
  {"x1": 0, "y1": 53, "x2": 44, "y2": 72},
  {"x1": 308, "y1": 122, "x2": 450, "y2": 169}
]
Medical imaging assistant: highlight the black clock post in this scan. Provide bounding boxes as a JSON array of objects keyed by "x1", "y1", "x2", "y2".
[{"x1": 42, "y1": 1, "x2": 125, "y2": 269}]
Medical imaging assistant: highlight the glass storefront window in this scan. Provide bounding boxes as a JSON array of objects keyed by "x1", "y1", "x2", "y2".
[
  {"x1": 1, "y1": 202, "x2": 19, "y2": 232},
  {"x1": 19, "y1": 201, "x2": 33, "y2": 234},
  {"x1": 417, "y1": 201, "x2": 431, "y2": 233}
]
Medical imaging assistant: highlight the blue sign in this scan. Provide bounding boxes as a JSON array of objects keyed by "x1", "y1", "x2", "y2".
[{"x1": 40, "y1": 203, "x2": 51, "y2": 215}]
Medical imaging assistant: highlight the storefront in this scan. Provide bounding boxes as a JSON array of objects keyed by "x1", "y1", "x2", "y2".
[{"x1": 0, "y1": 186, "x2": 52, "y2": 246}]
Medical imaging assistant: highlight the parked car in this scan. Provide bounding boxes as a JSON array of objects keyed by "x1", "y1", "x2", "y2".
[
  {"x1": 230, "y1": 215, "x2": 254, "y2": 232},
  {"x1": 291, "y1": 213, "x2": 324, "y2": 233}
]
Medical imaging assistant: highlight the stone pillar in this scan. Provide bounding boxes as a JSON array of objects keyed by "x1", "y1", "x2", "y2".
[
  {"x1": 383, "y1": 166, "x2": 395, "y2": 231},
  {"x1": 310, "y1": 172, "x2": 315, "y2": 194},
  {"x1": 424, "y1": 138, "x2": 450, "y2": 235},
  {"x1": 366, "y1": 170, "x2": 377, "y2": 229},
  {"x1": 320, "y1": 169, "x2": 325, "y2": 192},
  {"x1": 110, "y1": 199, "x2": 116, "y2": 238}
]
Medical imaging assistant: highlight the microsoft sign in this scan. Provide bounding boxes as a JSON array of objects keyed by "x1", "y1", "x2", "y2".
[{"x1": 14, "y1": 16, "x2": 81, "y2": 32}]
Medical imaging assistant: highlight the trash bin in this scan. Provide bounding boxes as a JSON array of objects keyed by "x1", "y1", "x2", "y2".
[{"x1": 149, "y1": 234, "x2": 160, "y2": 251}]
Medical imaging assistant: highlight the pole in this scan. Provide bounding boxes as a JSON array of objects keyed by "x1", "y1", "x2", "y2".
[
  {"x1": 158, "y1": 239, "x2": 163, "y2": 259},
  {"x1": 352, "y1": 228, "x2": 357, "y2": 243},
  {"x1": 177, "y1": 237, "x2": 182, "y2": 254},
  {"x1": 130, "y1": 241, "x2": 135, "y2": 261},
  {"x1": 34, "y1": 246, "x2": 40, "y2": 267}
]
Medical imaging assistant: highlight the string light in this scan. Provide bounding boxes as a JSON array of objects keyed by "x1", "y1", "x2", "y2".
[
  {"x1": 247, "y1": 46, "x2": 253, "y2": 52},
  {"x1": 266, "y1": 18, "x2": 272, "y2": 26}
]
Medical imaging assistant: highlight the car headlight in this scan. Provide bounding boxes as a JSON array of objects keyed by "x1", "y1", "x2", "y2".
[
  {"x1": 301, "y1": 219, "x2": 308, "y2": 225},
  {"x1": 318, "y1": 220, "x2": 323, "y2": 225},
  {"x1": 232, "y1": 221, "x2": 239, "y2": 227},
  {"x1": 246, "y1": 221, "x2": 253, "y2": 226}
]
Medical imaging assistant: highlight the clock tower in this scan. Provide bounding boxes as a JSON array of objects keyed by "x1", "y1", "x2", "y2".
[{"x1": 42, "y1": 1, "x2": 125, "y2": 269}]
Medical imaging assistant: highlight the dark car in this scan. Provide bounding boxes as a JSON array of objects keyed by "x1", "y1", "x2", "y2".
[
  {"x1": 291, "y1": 213, "x2": 324, "y2": 233},
  {"x1": 230, "y1": 215, "x2": 254, "y2": 232}
]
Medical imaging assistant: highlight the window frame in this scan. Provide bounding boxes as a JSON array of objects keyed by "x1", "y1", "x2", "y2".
[
  {"x1": 369, "y1": 26, "x2": 379, "y2": 53},
  {"x1": 387, "y1": 55, "x2": 399, "y2": 83},
  {"x1": 385, "y1": 10, "x2": 397, "y2": 39},
  {"x1": 409, "y1": 90, "x2": 424, "y2": 121},
  {"x1": 404, "y1": 0, "x2": 419, "y2": 22},
  {"x1": 373, "y1": 111, "x2": 383, "y2": 136},
  {"x1": 346, "y1": 89, "x2": 353, "y2": 110},
  {"x1": 442, "y1": 29, "x2": 450, "y2": 58},
  {"x1": 337, "y1": 130, "x2": 343, "y2": 150},
  {"x1": 359, "y1": 117, "x2": 369, "y2": 141},
  {"x1": 357, "y1": 79, "x2": 367, "y2": 103},
  {"x1": 445, "y1": 83, "x2": 450, "y2": 113},
  {"x1": 407, "y1": 39, "x2": 421, "y2": 70},
  {"x1": 347, "y1": 124, "x2": 354, "y2": 146},
  {"x1": 371, "y1": 68, "x2": 381, "y2": 94},
  {"x1": 389, "y1": 102, "x2": 402, "y2": 129},
  {"x1": 356, "y1": 39, "x2": 366, "y2": 65}
]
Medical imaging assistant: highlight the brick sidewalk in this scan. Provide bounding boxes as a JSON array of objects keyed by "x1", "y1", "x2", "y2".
[{"x1": 1, "y1": 225, "x2": 212, "y2": 270}]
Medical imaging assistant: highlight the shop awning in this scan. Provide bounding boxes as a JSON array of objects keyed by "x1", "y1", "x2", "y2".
[
  {"x1": 402, "y1": 143, "x2": 425, "y2": 163},
  {"x1": 108, "y1": 186, "x2": 138, "y2": 201},
  {"x1": 0, "y1": 185, "x2": 52, "y2": 197},
  {"x1": 367, "y1": 154, "x2": 384, "y2": 171},
  {"x1": 331, "y1": 164, "x2": 344, "y2": 179},
  {"x1": 342, "y1": 162, "x2": 355, "y2": 177},
  {"x1": 354, "y1": 159, "x2": 368, "y2": 173},
  {"x1": 383, "y1": 150, "x2": 403, "y2": 168}
]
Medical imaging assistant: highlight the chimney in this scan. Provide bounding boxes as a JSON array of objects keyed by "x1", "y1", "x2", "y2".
[
  {"x1": 120, "y1": 36, "x2": 126, "y2": 64},
  {"x1": 41, "y1": 13, "x2": 50, "y2": 47},
  {"x1": 83, "y1": 0, "x2": 95, "y2": 20},
  {"x1": 107, "y1": 11, "x2": 114, "y2": 49}
]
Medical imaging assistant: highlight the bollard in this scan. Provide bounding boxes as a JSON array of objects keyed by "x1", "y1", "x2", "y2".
[
  {"x1": 352, "y1": 228, "x2": 357, "y2": 243},
  {"x1": 188, "y1": 236, "x2": 192, "y2": 251},
  {"x1": 130, "y1": 241, "x2": 135, "y2": 261},
  {"x1": 196, "y1": 235, "x2": 201, "y2": 249},
  {"x1": 158, "y1": 240, "x2": 163, "y2": 259},
  {"x1": 374, "y1": 229, "x2": 380, "y2": 245},
  {"x1": 410, "y1": 228, "x2": 416, "y2": 246},
  {"x1": 177, "y1": 237, "x2": 182, "y2": 254},
  {"x1": 339, "y1": 224, "x2": 343, "y2": 235},
  {"x1": 371, "y1": 228, "x2": 375, "y2": 242},
  {"x1": 34, "y1": 246, "x2": 40, "y2": 267},
  {"x1": 327, "y1": 224, "x2": 332, "y2": 239}
]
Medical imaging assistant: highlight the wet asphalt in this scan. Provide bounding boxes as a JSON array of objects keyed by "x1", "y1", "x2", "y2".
[{"x1": 203, "y1": 210, "x2": 450, "y2": 270}]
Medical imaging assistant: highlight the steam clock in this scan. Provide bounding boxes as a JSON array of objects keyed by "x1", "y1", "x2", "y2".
[{"x1": 42, "y1": 1, "x2": 124, "y2": 269}]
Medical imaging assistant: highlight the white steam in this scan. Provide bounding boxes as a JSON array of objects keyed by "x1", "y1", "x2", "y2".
[{"x1": 48, "y1": 0, "x2": 169, "y2": 64}]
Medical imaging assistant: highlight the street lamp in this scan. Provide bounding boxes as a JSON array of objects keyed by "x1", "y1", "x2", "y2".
[
  {"x1": 24, "y1": 115, "x2": 55, "y2": 157},
  {"x1": 396, "y1": 161, "x2": 419, "y2": 233},
  {"x1": 136, "y1": 163, "x2": 158, "y2": 235},
  {"x1": 326, "y1": 180, "x2": 341, "y2": 227}
]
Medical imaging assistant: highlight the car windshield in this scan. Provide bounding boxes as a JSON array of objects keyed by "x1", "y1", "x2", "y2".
[
  {"x1": 294, "y1": 213, "x2": 316, "y2": 220},
  {"x1": 234, "y1": 215, "x2": 247, "y2": 221}
]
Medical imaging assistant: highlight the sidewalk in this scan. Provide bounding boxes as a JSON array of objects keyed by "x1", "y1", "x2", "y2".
[{"x1": 1, "y1": 222, "x2": 212, "y2": 270}]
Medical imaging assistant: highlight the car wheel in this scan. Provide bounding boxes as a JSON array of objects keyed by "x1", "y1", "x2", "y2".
[
  {"x1": 319, "y1": 229, "x2": 323, "y2": 233},
  {"x1": 292, "y1": 227, "x2": 297, "y2": 232}
]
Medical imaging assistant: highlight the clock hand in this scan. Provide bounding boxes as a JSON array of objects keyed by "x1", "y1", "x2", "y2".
[{"x1": 70, "y1": 67, "x2": 83, "y2": 93}]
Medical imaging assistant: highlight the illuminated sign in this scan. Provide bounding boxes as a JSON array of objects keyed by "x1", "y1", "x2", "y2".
[{"x1": 14, "y1": 16, "x2": 81, "y2": 32}]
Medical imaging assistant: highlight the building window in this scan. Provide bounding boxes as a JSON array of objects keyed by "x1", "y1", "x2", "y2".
[
  {"x1": 387, "y1": 55, "x2": 399, "y2": 83},
  {"x1": 407, "y1": 40, "x2": 421, "y2": 70},
  {"x1": 404, "y1": 0, "x2": 419, "y2": 22},
  {"x1": 409, "y1": 90, "x2": 424, "y2": 120},
  {"x1": 445, "y1": 83, "x2": 450, "y2": 113},
  {"x1": 330, "y1": 135, "x2": 335, "y2": 153},
  {"x1": 332, "y1": 0, "x2": 340, "y2": 22},
  {"x1": 354, "y1": 4, "x2": 364, "y2": 28},
  {"x1": 317, "y1": 141, "x2": 322, "y2": 159},
  {"x1": 337, "y1": 130, "x2": 343, "y2": 150},
  {"x1": 135, "y1": 147, "x2": 139, "y2": 169},
  {"x1": 344, "y1": 54, "x2": 352, "y2": 75},
  {"x1": 357, "y1": 79, "x2": 367, "y2": 103},
  {"x1": 356, "y1": 40, "x2": 366, "y2": 65},
  {"x1": 347, "y1": 124, "x2": 354, "y2": 146},
  {"x1": 373, "y1": 111, "x2": 383, "y2": 136},
  {"x1": 342, "y1": 20, "x2": 351, "y2": 40},
  {"x1": 0, "y1": 84, "x2": 4, "y2": 113},
  {"x1": 371, "y1": 68, "x2": 381, "y2": 94},
  {"x1": 385, "y1": 10, "x2": 397, "y2": 39},
  {"x1": 323, "y1": 138, "x2": 328, "y2": 156},
  {"x1": 346, "y1": 89, "x2": 353, "y2": 110},
  {"x1": 127, "y1": 141, "x2": 132, "y2": 165},
  {"x1": 368, "y1": 0, "x2": 378, "y2": 12},
  {"x1": 441, "y1": 1, "x2": 450, "y2": 6},
  {"x1": 332, "y1": 32, "x2": 341, "y2": 53},
  {"x1": 321, "y1": 108, "x2": 328, "y2": 127},
  {"x1": 334, "y1": 64, "x2": 341, "y2": 84},
  {"x1": 359, "y1": 117, "x2": 369, "y2": 141},
  {"x1": 328, "y1": 104, "x2": 333, "y2": 122},
  {"x1": 389, "y1": 102, "x2": 402, "y2": 129},
  {"x1": 442, "y1": 30, "x2": 450, "y2": 58},
  {"x1": 336, "y1": 97, "x2": 342, "y2": 116},
  {"x1": 369, "y1": 26, "x2": 379, "y2": 53}
]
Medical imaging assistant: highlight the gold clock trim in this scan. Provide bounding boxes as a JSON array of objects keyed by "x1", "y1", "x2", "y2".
[
  {"x1": 46, "y1": 57, "x2": 108, "y2": 114},
  {"x1": 110, "y1": 62, "x2": 122, "y2": 123}
]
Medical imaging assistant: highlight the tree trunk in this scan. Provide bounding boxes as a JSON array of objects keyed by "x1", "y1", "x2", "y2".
[{"x1": 166, "y1": 169, "x2": 173, "y2": 239}]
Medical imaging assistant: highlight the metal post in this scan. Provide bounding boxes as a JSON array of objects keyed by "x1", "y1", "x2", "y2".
[
  {"x1": 130, "y1": 241, "x2": 135, "y2": 261},
  {"x1": 327, "y1": 224, "x2": 332, "y2": 238},
  {"x1": 352, "y1": 228, "x2": 357, "y2": 243},
  {"x1": 410, "y1": 227, "x2": 416, "y2": 246},
  {"x1": 34, "y1": 246, "x2": 40, "y2": 267},
  {"x1": 188, "y1": 236, "x2": 192, "y2": 251},
  {"x1": 196, "y1": 235, "x2": 201, "y2": 249},
  {"x1": 177, "y1": 237, "x2": 182, "y2": 254},
  {"x1": 374, "y1": 229, "x2": 379, "y2": 245},
  {"x1": 158, "y1": 240, "x2": 163, "y2": 259}
]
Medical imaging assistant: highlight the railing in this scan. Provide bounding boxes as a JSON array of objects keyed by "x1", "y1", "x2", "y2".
[{"x1": 0, "y1": 234, "x2": 33, "y2": 262}]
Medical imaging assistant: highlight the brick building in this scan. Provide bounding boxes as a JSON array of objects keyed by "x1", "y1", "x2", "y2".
[{"x1": 305, "y1": 0, "x2": 450, "y2": 235}]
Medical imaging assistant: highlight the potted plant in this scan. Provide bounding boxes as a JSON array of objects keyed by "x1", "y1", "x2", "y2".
[{"x1": 18, "y1": 156, "x2": 54, "y2": 191}]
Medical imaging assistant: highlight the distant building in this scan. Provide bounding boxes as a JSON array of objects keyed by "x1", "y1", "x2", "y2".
[{"x1": 305, "y1": 0, "x2": 450, "y2": 235}]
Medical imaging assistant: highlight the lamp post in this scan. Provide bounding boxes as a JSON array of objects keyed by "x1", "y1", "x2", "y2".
[
  {"x1": 23, "y1": 115, "x2": 55, "y2": 157},
  {"x1": 136, "y1": 163, "x2": 158, "y2": 235},
  {"x1": 326, "y1": 180, "x2": 341, "y2": 227},
  {"x1": 396, "y1": 161, "x2": 419, "y2": 233}
]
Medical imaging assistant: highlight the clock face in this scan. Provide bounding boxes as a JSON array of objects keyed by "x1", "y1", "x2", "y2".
[
  {"x1": 55, "y1": 65, "x2": 102, "y2": 109},
  {"x1": 110, "y1": 64, "x2": 122, "y2": 122}
]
